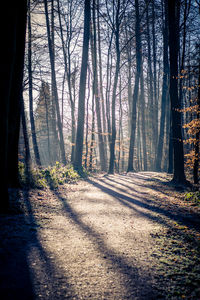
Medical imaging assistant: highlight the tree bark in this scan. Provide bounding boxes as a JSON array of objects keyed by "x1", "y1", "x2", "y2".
[
  {"x1": 156, "y1": 0, "x2": 169, "y2": 171},
  {"x1": 44, "y1": 0, "x2": 66, "y2": 165},
  {"x1": 91, "y1": 0, "x2": 107, "y2": 171},
  {"x1": 28, "y1": 1, "x2": 41, "y2": 167},
  {"x1": 0, "y1": 1, "x2": 27, "y2": 211},
  {"x1": 74, "y1": 0, "x2": 91, "y2": 173},
  {"x1": 108, "y1": 0, "x2": 121, "y2": 174},
  {"x1": 193, "y1": 64, "x2": 200, "y2": 184},
  {"x1": 127, "y1": 0, "x2": 141, "y2": 172},
  {"x1": 168, "y1": 0, "x2": 187, "y2": 183}
]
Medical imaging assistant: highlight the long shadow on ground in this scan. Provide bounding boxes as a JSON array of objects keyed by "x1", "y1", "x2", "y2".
[
  {"x1": 87, "y1": 177, "x2": 200, "y2": 232},
  {"x1": 0, "y1": 189, "x2": 75, "y2": 300},
  {"x1": 55, "y1": 190, "x2": 160, "y2": 299}
]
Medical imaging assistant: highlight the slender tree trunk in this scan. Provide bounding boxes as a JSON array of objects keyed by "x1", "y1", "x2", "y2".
[
  {"x1": 89, "y1": 93, "x2": 95, "y2": 171},
  {"x1": 44, "y1": 0, "x2": 66, "y2": 165},
  {"x1": 91, "y1": 0, "x2": 107, "y2": 171},
  {"x1": 57, "y1": 0, "x2": 76, "y2": 163},
  {"x1": 85, "y1": 69, "x2": 91, "y2": 169},
  {"x1": 168, "y1": 0, "x2": 186, "y2": 183},
  {"x1": 28, "y1": 2, "x2": 41, "y2": 167},
  {"x1": 127, "y1": 0, "x2": 141, "y2": 172},
  {"x1": 21, "y1": 94, "x2": 31, "y2": 181},
  {"x1": 74, "y1": 0, "x2": 91, "y2": 172},
  {"x1": 108, "y1": 0, "x2": 121, "y2": 174},
  {"x1": 193, "y1": 64, "x2": 200, "y2": 184},
  {"x1": 105, "y1": 32, "x2": 113, "y2": 144},
  {"x1": 146, "y1": 1, "x2": 155, "y2": 167},
  {"x1": 156, "y1": 0, "x2": 169, "y2": 171},
  {"x1": 140, "y1": 64, "x2": 147, "y2": 170},
  {"x1": 152, "y1": 0, "x2": 158, "y2": 162},
  {"x1": 97, "y1": 0, "x2": 108, "y2": 162}
]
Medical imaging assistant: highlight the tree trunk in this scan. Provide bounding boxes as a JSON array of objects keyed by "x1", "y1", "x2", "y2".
[
  {"x1": 108, "y1": 0, "x2": 121, "y2": 174},
  {"x1": 156, "y1": 0, "x2": 169, "y2": 171},
  {"x1": 44, "y1": 0, "x2": 66, "y2": 165},
  {"x1": 168, "y1": 0, "x2": 186, "y2": 183},
  {"x1": 127, "y1": 0, "x2": 141, "y2": 172},
  {"x1": 74, "y1": 0, "x2": 91, "y2": 173},
  {"x1": 97, "y1": 0, "x2": 108, "y2": 162},
  {"x1": 140, "y1": 64, "x2": 147, "y2": 170},
  {"x1": 57, "y1": 0, "x2": 76, "y2": 163},
  {"x1": 193, "y1": 64, "x2": 200, "y2": 184},
  {"x1": 152, "y1": 0, "x2": 158, "y2": 162},
  {"x1": 91, "y1": 0, "x2": 107, "y2": 171},
  {"x1": 0, "y1": 1, "x2": 27, "y2": 211},
  {"x1": 28, "y1": 2, "x2": 41, "y2": 167},
  {"x1": 21, "y1": 95, "x2": 31, "y2": 181}
]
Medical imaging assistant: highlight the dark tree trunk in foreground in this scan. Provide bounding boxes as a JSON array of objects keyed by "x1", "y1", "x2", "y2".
[
  {"x1": 168, "y1": 0, "x2": 186, "y2": 183},
  {"x1": 0, "y1": 1, "x2": 27, "y2": 211},
  {"x1": 74, "y1": 0, "x2": 91, "y2": 173},
  {"x1": 127, "y1": 0, "x2": 141, "y2": 172},
  {"x1": 7, "y1": 2, "x2": 28, "y2": 187}
]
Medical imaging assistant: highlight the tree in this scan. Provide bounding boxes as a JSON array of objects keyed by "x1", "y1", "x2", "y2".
[
  {"x1": 168, "y1": 0, "x2": 187, "y2": 184},
  {"x1": 0, "y1": 1, "x2": 27, "y2": 211},
  {"x1": 91, "y1": 0, "x2": 107, "y2": 171},
  {"x1": 28, "y1": 0, "x2": 41, "y2": 167},
  {"x1": 108, "y1": 0, "x2": 121, "y2": 174},
  {"x1": 44, "y1": 0, "x2": 66, "y2": 165},
  {"x1": 74, "y1": 0, "x2": 91, "y2": 173},
  {"x1": 156, "y1": 0, "x2": 169, "y2": 171},
  {"x1": 127, "y1": 0, "x2": 142, "y2": 172}
]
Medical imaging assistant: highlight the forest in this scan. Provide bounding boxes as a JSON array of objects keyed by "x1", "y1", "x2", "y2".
[{"x1": 0, "y1": 0, "x2": 200, "y2": 299}]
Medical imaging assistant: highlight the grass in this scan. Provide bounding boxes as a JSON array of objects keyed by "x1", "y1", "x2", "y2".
[{"x1": 151, "y1": 222, "x2": 200, "y2": 299}]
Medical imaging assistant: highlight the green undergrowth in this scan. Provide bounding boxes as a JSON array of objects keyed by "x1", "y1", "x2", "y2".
[
  {"x1": 19, "y1": 161, "x2": 80, "y2": 189},
  {"x1": 184, "y1": 191, "x2": 200, "y2": 207},
  {"x1": 151, "y1": 222, "x2": 200, "y2": 299}
]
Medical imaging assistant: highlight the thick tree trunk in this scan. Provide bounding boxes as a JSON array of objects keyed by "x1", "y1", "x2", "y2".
[
  {"x1": 7, "y1": 2, "x2": 28, "y2": 187},
  {"x1": 168, "y1": 0, "x2": 186, "y2": 183},
  {"x1": 74, "y1": 0, "x2": 91, "y2": 173},
  {"x1": 0, "y1": 1, "x2": 27, "y2": 211}
]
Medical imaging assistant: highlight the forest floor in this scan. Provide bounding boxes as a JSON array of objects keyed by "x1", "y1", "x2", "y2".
[{"x1": 0, "y1": 172, "x2": 200, "y2": 300}]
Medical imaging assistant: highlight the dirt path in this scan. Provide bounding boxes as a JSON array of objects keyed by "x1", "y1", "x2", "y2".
[{"x1": 0, "y1": 172, "x2": 199, "y2": 299}]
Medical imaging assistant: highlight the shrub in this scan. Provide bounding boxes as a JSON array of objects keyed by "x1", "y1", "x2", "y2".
[{"x1": 19, "y1": 162, "x2": 80, "y2": 189}]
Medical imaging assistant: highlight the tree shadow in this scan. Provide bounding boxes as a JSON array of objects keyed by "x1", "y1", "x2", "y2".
[
  {"x1": 54, "y1": 190, "x2": 160, "y2": 299},
  {"x1": 87, "y1": 178, "x2": 200, "y2": 231},
  {"x1": 0, "y1": 189, "x2": 76, "y2": 300}
]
